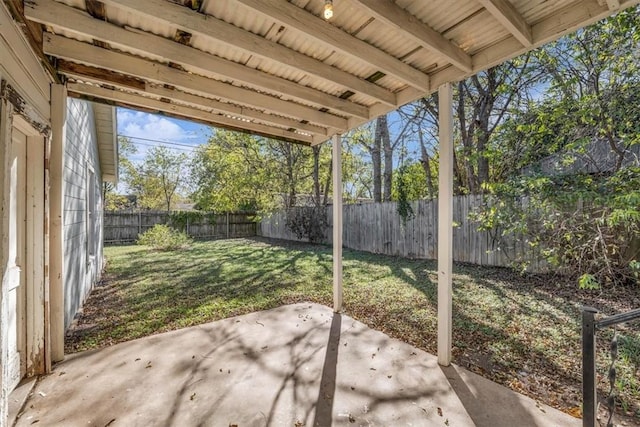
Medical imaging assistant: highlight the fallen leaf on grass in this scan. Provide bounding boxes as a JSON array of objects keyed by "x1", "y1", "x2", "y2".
[{"x1": 567, "y1": 406, "x2": 582, "y2": 417}]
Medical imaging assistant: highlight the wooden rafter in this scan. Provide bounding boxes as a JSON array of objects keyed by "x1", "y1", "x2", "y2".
[
  {"x1": 57, "y1": 60, "x2": 146, "y2": 91},
  {"x1": 597, "y1": 0, "x2": 621, "y2": 9},
  {"x1": 98, "y1": 0, "x2": 397, "y2": 107},
  {"x1": 43, "y1": 34, "x2": 349, "y2": 130},
  {"x1": 476, "y1": 0, "x2": 533, "y2": 47},
  {"x1": 233, "y1": 0, "x2": 430, "y2": 91},
  {"x1": 25, "y1": 0, "x2": 371, "y2": 119},
  {"x1": 67, "y1": 82, "x2": 316, "y2": 145},
  {"x1": 371, "y1": 0, "x2": 640, "y2": 135},
  {"x1": 59, "y1": 62, "x2": 329, "y2": 136},
  {"x1": 351, "y1": 0, "x2": 472, "y2": 72}
]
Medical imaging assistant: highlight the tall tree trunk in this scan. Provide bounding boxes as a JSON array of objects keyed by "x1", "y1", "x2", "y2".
[
  {"x1": 418, "y1": 130, "x2": 435, "y2": 198},
  {"x1": 312, "y1": 146, "x2": 321, "y2": 206},
  {"x1": 457, "y1": 82, "x2": 478, "y2": 194},
  {"x1": 372, "y1": 120, "x2": 383, "y2": 202},
  {"x1": 476, "y1": 130, "x2": 490, "y2": 188},
  {"x1": 379, "y1": 115, "x2": 393, "y2": 201},
  {"x1": 323, "y1": 157, "x2": 332, "y2": 206}
]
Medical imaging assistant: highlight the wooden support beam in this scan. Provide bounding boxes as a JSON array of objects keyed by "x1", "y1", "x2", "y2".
[
  {"x1": 332, "y1": 133, "x2": 343, "y2": 313},
  {"x1": 476, "y1": 0, "x2": 533, "y2": 46},
  {"x1": 431, "y1": 0, "x2": 639, "y2": 89},
  {"x1": 57, "y1": 60, "x2": 146, "y2": 91},
  {"x1": 43, "y1": 34, "x2": 348, "y2": 130},
  {"x1": 352, "y1": 0, "x2": 472, "y2": 72},
  {"x1": 57, "y1": 65, "x2": 327, "y2": 136},
  {"x1": 146, "y1": 86, "x2": 329, "y2": 137},
  {"x1": 25, "y1": 0, "x2": 371, "y2": 118},
  {"x1": 67, "y1": 83, "x2": 315, "y2": 145},
  {"x1": 49, "y1": 84, "x2": 66, "y2": 364},
  {"x1": 98, "y1": 0, "x2": 397, "y2": 106},
  {"x1": 370, "y1": 0, "x2": 640, "y2": 137},
  {"x1": 437, "y1": 83, "x2": 453, "y2": 367},
  {"x1": 597, "y1": 0, "x2": 621, "y2": 9},
  {"x1": 606, "y1": 0, "x2": 621, "y2": 9},
  {"x1": 234, "y1": 0, "x2": 430, "y2": 91}
]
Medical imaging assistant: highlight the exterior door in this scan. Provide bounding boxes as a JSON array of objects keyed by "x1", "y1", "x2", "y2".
[{"x1": 5, "y1": 127, "x2": 27, "y2": 391}]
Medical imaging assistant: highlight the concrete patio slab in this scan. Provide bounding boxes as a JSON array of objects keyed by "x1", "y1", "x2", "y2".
[{"x1": 14, "y1": 303, "x2": 580, "y2": 427}]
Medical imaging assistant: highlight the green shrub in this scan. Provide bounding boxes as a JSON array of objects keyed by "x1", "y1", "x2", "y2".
[{"x1": 136, "y1": 224, "x2": 192, "y2": 251}]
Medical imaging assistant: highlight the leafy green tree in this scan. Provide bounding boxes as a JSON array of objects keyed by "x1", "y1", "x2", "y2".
[
  {"x1": 191, "y1": 130, "x2": 344, "y2": 213},
  {"x1": 191, "y1": 131, "x2": 266, "y2": 212},
  {"x1": 103, "y1": 136, "x2": 137, "y2": 210},
  {"x1": 476, "y1": 168, "x2": 640, "y2": 286},
  {"x1": 529, "y1": 6, "x2": 640, "y2": 171},
  {"x1": 391, "y1": 162, "x2": 429, "y2": 202},
  {"x1": 123, "y1": 145, "x2": 188, "y2": 211},
  {"x1": 475, "y1": 9, "x2": 640, "y2": 287}
]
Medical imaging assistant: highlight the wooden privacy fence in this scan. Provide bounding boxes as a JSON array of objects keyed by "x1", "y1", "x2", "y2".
[
  {"x1": 104, "y1": 211, "x2": 257, "y2": 244},
  {"x1": 259, "y1": 195, "x2": 543, "y2": 270}
]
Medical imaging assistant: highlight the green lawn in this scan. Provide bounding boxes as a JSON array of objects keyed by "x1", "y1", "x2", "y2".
[{"x1": 67, "y1": 238, "x2": 640, "y2": 420}]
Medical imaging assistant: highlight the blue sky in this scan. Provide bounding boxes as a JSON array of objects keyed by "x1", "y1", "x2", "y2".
[
  {"x1": 115, "y1": 107, "x2": 418, "y2": 168},
  {"x1": 116, "y1": 108, "x2": 212, "y2": 162}
]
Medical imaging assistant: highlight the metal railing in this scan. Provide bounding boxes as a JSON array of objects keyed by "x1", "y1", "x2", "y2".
[{"x1": 582, "y1": 306, "x2": 640, "y2": 427}]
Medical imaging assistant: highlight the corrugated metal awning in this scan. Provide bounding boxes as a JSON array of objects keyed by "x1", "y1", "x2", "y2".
[{"x1": 20, "y1": 0, "x2": 640, "y2": 145}]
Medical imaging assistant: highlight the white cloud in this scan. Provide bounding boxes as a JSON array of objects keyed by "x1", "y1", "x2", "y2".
[{"x1": 116, "y1": 109, "x2": 199, "y2": 143}]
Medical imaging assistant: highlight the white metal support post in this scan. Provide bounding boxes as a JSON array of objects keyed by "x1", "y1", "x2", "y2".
[
  {"x1": 332, "y1": 134, "x2": 343, "y2": 312},
  {"x1": 437, "y1": 83, "x2": 453, "y2": 366},
  {"x1": 50, "y1": 84, "x2": 66, "y2": 363}
]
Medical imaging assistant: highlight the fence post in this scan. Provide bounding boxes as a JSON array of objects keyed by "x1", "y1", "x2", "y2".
[
  {"x1": 138, "y1": 211, "x2": 142, "y2": 235},
  {"x1": 226, "y1": 212, "x2": 230, "y2": 238},
  {"x1": 582, "y1": 306, "x2": 598, "y2": 427},
  {"x1": 186, "y1": 216, "x2": 190, "y2": 236}
]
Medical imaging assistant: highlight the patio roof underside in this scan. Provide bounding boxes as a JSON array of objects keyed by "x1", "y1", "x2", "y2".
[{"x1": 19, "y1": 0, "x2": 640, "y2": 145}]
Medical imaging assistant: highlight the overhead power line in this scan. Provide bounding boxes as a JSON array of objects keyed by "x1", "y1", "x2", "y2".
[
  {"x1": 125, "y1": 140, "x2": 196, "y2": 153},
  {"x1": 118, "y1": 134, "x2": 207, "y2": 149}
]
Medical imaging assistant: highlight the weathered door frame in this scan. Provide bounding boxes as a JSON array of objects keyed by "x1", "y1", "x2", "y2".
[{"x1": 0, "y1": 81, "x2": 51, "y2": 415}]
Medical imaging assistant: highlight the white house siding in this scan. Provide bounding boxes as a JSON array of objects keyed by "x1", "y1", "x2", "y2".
[{"x1": 63, "y1": 99, "x2": 104, "y2": 329}]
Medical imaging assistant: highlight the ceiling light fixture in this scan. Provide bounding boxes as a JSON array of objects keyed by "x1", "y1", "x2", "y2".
[{"x1": 323, "y1": 0, "x2": 334, "y2": 20}]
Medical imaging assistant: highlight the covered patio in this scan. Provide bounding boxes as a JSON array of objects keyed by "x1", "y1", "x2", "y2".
[
  {"x1": 13, "y1": 303, "x2": 579, "y2": 426},
  {"x1": 3, "y1": 0, "x2": 639, "y2": 424}
]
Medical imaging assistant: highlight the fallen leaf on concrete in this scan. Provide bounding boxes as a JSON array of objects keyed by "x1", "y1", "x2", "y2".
[
  {"x1": 104, "y1": 419, "x2": 116, "y2": 427},
  {"x1": 38, "y1": 392, "x2": 46, "y2": 397},
  {"x1": 437, "y1": 407, "x2": 443, "y2": 417},
  {"x1": 190, "y1": 393, "x2": 196, "y2": 400},
  {"x1": 348, "y1": 413, "x2": 356, "y2": 423}
]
